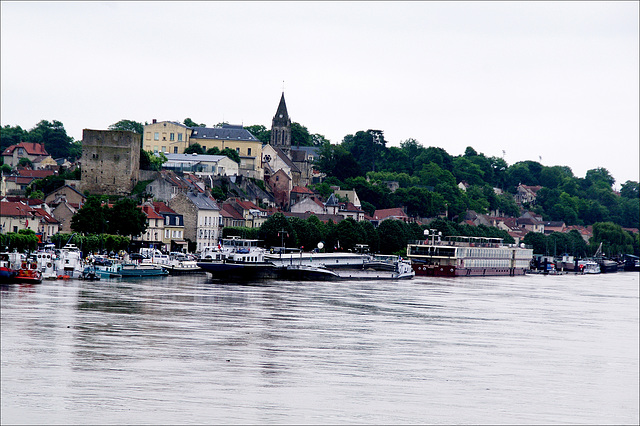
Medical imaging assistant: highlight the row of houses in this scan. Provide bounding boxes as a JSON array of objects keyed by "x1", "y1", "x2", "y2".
[{"x1": 1, "y1": 175, "x2": 416, "y2": 253}]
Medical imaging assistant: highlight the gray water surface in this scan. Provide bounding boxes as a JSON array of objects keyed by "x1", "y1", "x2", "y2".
[{"x1": 2, "y1": 273, "x2": 638, "y2": 425}]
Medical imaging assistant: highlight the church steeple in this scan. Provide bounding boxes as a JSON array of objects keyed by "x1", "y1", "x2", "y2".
[{"x1": 270, "y1": 92, "x2": 292, "y2": 157}]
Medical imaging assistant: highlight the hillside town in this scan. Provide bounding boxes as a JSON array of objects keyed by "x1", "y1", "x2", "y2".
[{"x1": 1, "y1": 93, "x2": 638, "y2": 257}]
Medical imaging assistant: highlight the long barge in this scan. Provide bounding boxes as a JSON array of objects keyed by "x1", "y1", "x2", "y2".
[{"x1": 406, "y1": 230, "x2": 533, "y2": 277}]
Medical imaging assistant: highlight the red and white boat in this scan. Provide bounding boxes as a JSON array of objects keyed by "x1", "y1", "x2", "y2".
[{"x1": 406, "y1": 230, "x2": 533, "y2": 277}]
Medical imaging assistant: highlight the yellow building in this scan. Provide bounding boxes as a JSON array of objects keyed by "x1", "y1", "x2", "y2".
[
  {"x1": 143, "y1": 120, "x2": 191, "y2": 155},
  {"x1": 143, "y1": 121, "x2": 263, "y2": 179}
]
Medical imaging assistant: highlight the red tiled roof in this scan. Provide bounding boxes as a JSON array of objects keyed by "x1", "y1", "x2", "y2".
[
  {"x1": 32, "y1": 208, "x2": 60, "y2": 224},
  {"x1": 221, "y1": 203, "x2": 245, "y2": 220},
  {"x1": 139, "y1": 205, "x2": 163, "y2": 220},
  {"x1": 152, "y1": 201, "x2": 177, "y2": 214},
  {"x1": 0, "y1": 201, "x2": 34, "y2": 217},
  {"x1": 291, "y1": 186, "x2": 314, "y2": 194},
  {"x1": 373, "y1": 207, "x2": 408, "y2": 220},
  {"x1": 2, "y1": 142, "x2": 49, "y2": 156},
  {"x1": 16, "y1": 169, "x2": 56, "y2": 179}
]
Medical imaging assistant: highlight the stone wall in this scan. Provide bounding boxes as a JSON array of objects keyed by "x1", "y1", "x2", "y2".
[{"x1": 79, "y1": 129, "x2": 140, "y2": 195}]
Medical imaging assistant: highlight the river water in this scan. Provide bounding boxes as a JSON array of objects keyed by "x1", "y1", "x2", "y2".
[{"x1": 1, "y1": 272, "x2": 638, "y2": 425}]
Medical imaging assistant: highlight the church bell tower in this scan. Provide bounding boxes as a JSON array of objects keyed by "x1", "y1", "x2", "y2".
[{"x1": 269, "y1": 92, "x2": 292, "y2": 157}]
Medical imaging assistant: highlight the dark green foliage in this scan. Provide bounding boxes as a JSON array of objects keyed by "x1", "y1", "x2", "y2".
[
  {"x1": 244, "y1": 125, "x2": 270, "y2": 144},
  {"x1": 183, "y1": 118, "x2": 206, "y2": 127},
  {"x1": 222, "y1": 227, "x2": 259, "y2": 239},
  {"x1": 108, "y1": 120, "x2": 144, "y2": 135},
  {"x1": 0, "y1": 230, "x2": 39, "y2": 252}
]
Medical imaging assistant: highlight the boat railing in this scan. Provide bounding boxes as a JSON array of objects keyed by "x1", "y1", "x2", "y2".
[{"x1": 409, "y1": 239, "x2": 532, "y2": 250}]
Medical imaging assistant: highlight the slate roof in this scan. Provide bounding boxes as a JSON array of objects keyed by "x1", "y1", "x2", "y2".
[
  {"x1": 325, "y1": 193, "x2": 340, "y2": 207},
  {"x1": 164, "y1": 153, "x2": 228, "y2": 163},
  {"x1": 186, "y1": 192, "x2": 219, "y2": 210},
  {"x1": 190, "y1": 124, "x2": 259, "y2": 142}
]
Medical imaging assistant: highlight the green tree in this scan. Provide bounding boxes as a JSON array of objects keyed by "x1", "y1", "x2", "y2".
[
  {"x1": 104, "y1": 198, "x2": 147, "y2": 237},
  {"x1": 18, "y1": 157, "x2": 33, "y2": 168},
  {"x1": 184, "y1": 143, "x2": 204, "y2": 154},
  {"x1": 244, "y1": 125, "x2": 270, "y2": 143},
  {"x1": 183, "y1": 118, "x2": 206, "y2": 127},
  {"x1": 335, "y1": 218, "x2": 365, "y2": 251},
  {"x1": 70, "y1": 196, "x2": 107, "y2": 234},
  {"x1": 376, "y1": 219, "x2": 409, "y2": 255},
  {"x1": 25, "y1": 120, "x2": 76, "y2": 160},
  {"x1": 108, "y1": 119, "x2": 144, "y2": 134},
  {"x1": 620, "y1": 181, "x2": 639, "y2": 199},
  {"x1": 523, "y1": 232, "x2": 548, "y2": 255},
  {"x1": 341, "y1": 129, "x2": 387, "y2": 173},
  {"x1": 315, "y1": 143, "x2": 363, "y2": 181},
  {"x1": 258, "y1": 213, "x2": 296, "y2": 249},
  {"x1": 590, "y1": 222, "x2": 634, "y2": 256},
  {"x1": 1, "y1": 124, "x2": 27, "y2": 152}
]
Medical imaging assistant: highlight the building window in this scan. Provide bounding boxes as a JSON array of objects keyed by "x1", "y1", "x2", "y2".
[
  {"x1": 170, "y1": 133, "x2": 175, "y2": 141},
  {"x1": 247, "y1": 148, "x2": 251, "y2": 156},
  {"x1": 154, "y1": 132, "x2": 159, "y2": 141},
  {"x1": 174, "y1": 147, "x2": 178, "y2": 154},
  {"x1": 178, "y1": 133, "x2": 183, "y2": 141},
  {"x1": 236, "y1": 147, "x2": 240, "y2": 154}
]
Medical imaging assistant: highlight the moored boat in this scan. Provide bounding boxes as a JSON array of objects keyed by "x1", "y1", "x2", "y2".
[
  {"x1": 406, "y1": 230, "x2": 533, "y2": 277},
  {"x1": 0, "y1": 252, "x2": 19, "y2": 284},
  {"x1": 54, "y1": 244, "x2": 84, "y2": 279},
  {"x1": 14, "y1": 260, "x2": 43, "y2": 284}
]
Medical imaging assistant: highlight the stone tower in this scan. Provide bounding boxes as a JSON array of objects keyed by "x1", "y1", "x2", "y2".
[
  {"x1": 80, "y1": 129, "x2": 140, "y2": 195},
  {"x1": 269, "y1": 92, "x2": 292, "y2": 157}
]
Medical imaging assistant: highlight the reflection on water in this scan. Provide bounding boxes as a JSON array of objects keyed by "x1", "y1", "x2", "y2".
[{"x1": 2, "y1": 273, "x2": 639, "y2": 425}]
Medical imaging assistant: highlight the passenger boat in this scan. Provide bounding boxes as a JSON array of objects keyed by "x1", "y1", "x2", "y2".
[
  {"x1": 406, "y1": 230, "x2": 533, "y2": 277},
  {"x1": 197, "y1": 237, "x2": 277, "y2": 280},
  {"x1": 198, "y1": 237, "x2": 415, "y2": 281},
  {"x1": 162, "y1": 254, "x2": 204, "y2": 275}
]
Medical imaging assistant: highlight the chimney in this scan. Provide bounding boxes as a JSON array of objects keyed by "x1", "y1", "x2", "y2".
[{"x1": 152, "y1": 119, "x2": 157, "y2": 124}]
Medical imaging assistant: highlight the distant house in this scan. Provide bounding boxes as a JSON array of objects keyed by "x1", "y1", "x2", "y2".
[
  {"x1": 168, "y1": 191, "x2": 220, "y2": 253},
  {"x1": 44, "y1": 184, "x2": 85, "y2": 207},
  {"x1": 1, "y1": 142, "x2": 50, "y2": 169},
  {"x1": 0, "y1": 201, "x2": 38, "y2": 234},
  {"x1": 144, "y1": 170, "x2": 198, "y2": 202},
  {"x1": 290, "y1": 185, "x2": 315, "y2": 206},
  {"x1": 152, "y1": 201, "x2": 187, "y2": 253},
  {"x1": 515, "y1": 184, "x2": 543, "y2": 205},
  {"x1": 220, "y1": 203, "x2": 246, "y2": 228},
  {"x1": 372, "y1": 207, "x2": 411, "y2": 227},
  {"x1": 266, "y1": 169, "x2": 291, "y2": 210},
  {"x1": 226, "y1": 198, "x2": 269, "y2": 228},
  {"x1": 543, "y1": 221, "x2": 566, "y2": 235},
  {"x1": 162, "y1": 153, "x2": 239, "y2": 177},
  {"x1": 50, "y1": 200, "x2": 79, "y2": 234},
  {"x1": 290, "y1": 195, "x2": 325, "y2": 215}
]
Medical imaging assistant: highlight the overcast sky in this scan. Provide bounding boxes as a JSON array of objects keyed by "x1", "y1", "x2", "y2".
[{"x1": 2, "y1": 1, "x2": 638, "y2": 187}]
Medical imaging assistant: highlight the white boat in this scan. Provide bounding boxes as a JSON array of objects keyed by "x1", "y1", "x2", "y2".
[
  {"x1": 54, "y1": 244, "x2": 84, "y2": 278},
  {"x1": 34, "y1": 250, "x2": 57, "y2": 280},
  {"x1": 197, "y1": 237, "x2": 414, "y2": 281},
  {"x1": 578, "y1": 260, "x2": 601, "y2": 274}
]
